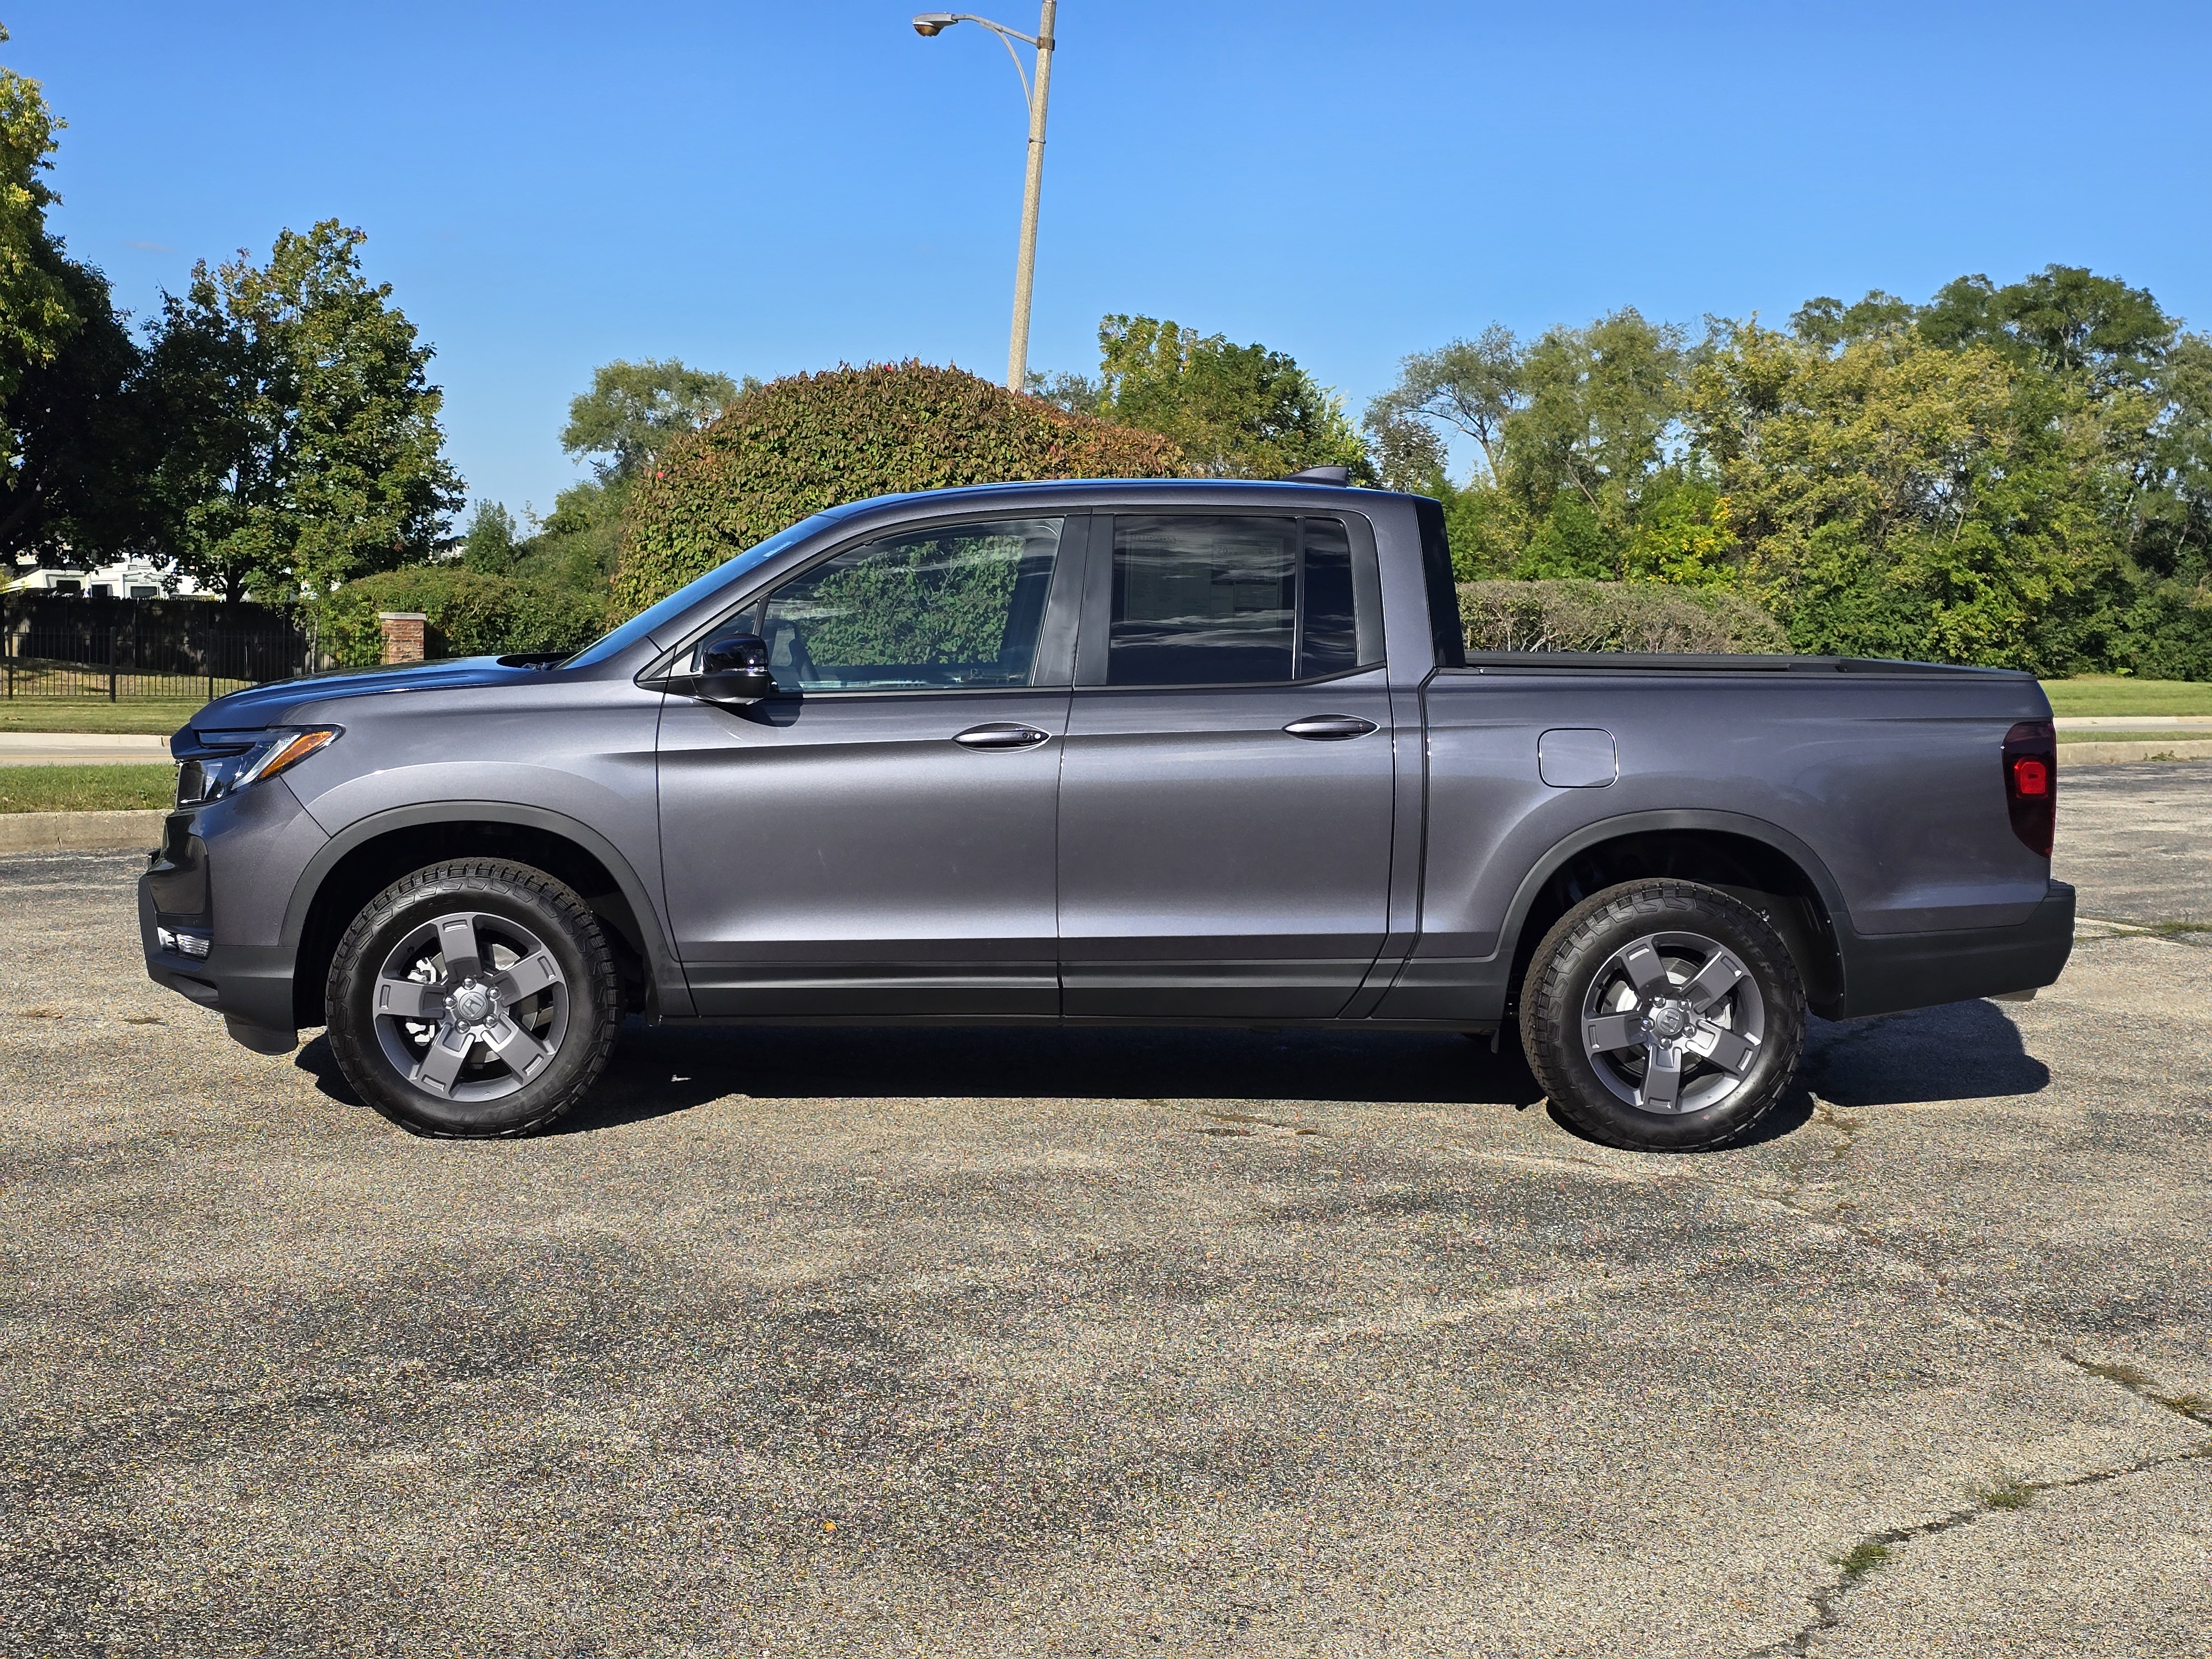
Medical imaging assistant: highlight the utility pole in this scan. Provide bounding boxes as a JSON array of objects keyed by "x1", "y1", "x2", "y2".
[
  {"x1": 1005, "y1": 1, "x2": 1056, "y2": 393},
  {"x1": 912, "y1": 4, "x2": 1059, "y2": 392}
]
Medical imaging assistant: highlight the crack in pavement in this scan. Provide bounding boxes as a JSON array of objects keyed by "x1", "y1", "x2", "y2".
[
  {"x1": 1733, "y1": 1436, "x2": 2212, "y2": 1658},
  {"x1": 2059, "y1": 1352, "x2": 2212, "y2": 1428}
]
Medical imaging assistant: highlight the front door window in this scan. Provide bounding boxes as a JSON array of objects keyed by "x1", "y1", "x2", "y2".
[{"x1": 746, "y1": 518, "x2": 1066, "y2": 692}]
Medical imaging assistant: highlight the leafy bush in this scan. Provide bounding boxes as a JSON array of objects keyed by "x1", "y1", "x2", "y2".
[
  {"x1": 613, "y1": 361, "x2": 1184, "y2": 615},
  {"x1": 322, "y1": 567, "x2": 609, "y2": 667},
  {"x1": 1459, "y1": 580, "x2": 1789, "y2": 655},
  {"x1": 2112, "y1": 579, "x2": 2212, "y2": 680}
]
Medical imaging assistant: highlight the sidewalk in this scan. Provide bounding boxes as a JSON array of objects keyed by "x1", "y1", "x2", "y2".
[{"x1": 0, "y1": 732, "x2": 171, "y2": 765}]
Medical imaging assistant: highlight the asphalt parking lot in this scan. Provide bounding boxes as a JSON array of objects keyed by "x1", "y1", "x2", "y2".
[{"x1": 2, "y1": 767, "x2": 2207, "y2": 1657}]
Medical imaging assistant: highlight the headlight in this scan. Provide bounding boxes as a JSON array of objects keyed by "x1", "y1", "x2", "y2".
[{"x1": 176, "y1": 727, "x2": 341, "y2": 807}]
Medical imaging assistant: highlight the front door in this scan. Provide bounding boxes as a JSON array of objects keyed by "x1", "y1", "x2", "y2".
[
  {"x1": 1057, "y1": 512, "x2": 1398, "y2": 1019},
  {"x1": 659, "y1": 514, "x2": 1078, "y2": 1016}
]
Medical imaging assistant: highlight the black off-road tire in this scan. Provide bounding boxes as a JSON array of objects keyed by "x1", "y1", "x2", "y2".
[
  {"x1": 325, "y1": 859, "x2": 620, "y2": 1139},
  {"x1": 1519, "y1": 879, "x2": 1806, "y2": 1152}
]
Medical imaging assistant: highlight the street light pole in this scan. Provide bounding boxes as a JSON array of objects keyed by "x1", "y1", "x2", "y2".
[{"x1": 912, "y1": 4, "x2": 1058, "y2": 393}]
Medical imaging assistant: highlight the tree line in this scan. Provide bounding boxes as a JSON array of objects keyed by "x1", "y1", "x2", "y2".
[
  {"x1": 1, "y1": 34, "x2": 458, "y2": 604},
  {"x1": 1360, "y1": 272, "x2": 2212, "y2": 676},
  {"x1": 6, "y1": 29, "x2": 2208, "y2": 676}
]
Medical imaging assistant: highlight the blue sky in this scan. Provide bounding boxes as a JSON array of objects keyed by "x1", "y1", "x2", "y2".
[{"x1": 12, "y1": 1, "x2": 2212, "y2": 519}]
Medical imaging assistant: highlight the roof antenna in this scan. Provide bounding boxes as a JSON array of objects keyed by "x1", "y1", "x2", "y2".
[{"x1": 1282, "y1": 465, "x2": 1350, "y2": 485}]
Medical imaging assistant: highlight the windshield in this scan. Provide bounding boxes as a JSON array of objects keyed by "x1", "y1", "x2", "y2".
[{"x1": 560, "y1": 512, "x2": 847, "y2": 670}]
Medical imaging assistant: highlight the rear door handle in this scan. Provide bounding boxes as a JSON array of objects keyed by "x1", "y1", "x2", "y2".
[
  {"x1": 1282, "y1": 714, "x2": 1378, "y2": 741},
  {"x1": 954, "y1": 722, "x2": 1053, "y2": 750}
]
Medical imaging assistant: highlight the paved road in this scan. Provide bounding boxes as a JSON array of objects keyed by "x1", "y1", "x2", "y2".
[
  {"x1": 2057, "y1": 759, "x2": 2212, "y2": 927},
  {"x1": 1, "y1": 772, "x2": 2206, "y2": 1656}
]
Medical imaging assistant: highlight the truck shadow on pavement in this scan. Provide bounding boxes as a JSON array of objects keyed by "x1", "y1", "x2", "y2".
[
  {"x1": 1802, "y1": 997, "x2": 2052, "y2": 1108},
  {"x1": 292, "y1": 997, "x2": 2047, "y2": 1142},
  {"x1": 555, "y1": 1024, "x2": 1551, "y2": 1135},
  {"x1": 293, "y1": 1024, "x2": 1550, "y2": 1132}
]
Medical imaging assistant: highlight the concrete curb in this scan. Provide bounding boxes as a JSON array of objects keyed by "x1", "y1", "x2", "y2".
[
  {"x1": 0, "y1": 810, "x2": 165, "y2": 855},
  {"x1": 2059, "y1": 738, "x2": 2212, "y2": 765}
]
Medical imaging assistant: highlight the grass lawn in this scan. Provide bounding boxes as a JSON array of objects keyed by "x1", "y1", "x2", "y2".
[
  {"x1": 0, "y1": 700, "x2": 204, "y2": 735},
  {"x1": 0, "y1": 764, "x2": 175, "y2": 813},
  {"x1": 2039, "y1": 675, "x2": 2212, "y2": 716}
]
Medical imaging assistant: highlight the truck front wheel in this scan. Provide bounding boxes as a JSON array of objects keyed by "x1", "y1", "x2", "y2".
[
  {"x1": 325, "y1": 859, "x2": 621, "y2": 1138},
  {"x1": 1519, "y1": 879, "x2": 1806, "y2": 1152}
]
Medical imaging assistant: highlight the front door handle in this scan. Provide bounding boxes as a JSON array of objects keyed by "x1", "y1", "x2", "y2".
[
  {"x1": 954, "y1": 722, "x2": 1053, "y2": 751},
  {"x1": 1282, "y1": 714, "x2": 1379, "y2": 741}
]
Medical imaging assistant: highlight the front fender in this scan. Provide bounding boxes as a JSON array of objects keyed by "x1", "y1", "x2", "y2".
[{"x1": 278, "y1": 799, "x2": 693, "y2": 1019}]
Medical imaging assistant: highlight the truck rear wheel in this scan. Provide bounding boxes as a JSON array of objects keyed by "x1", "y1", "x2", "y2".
[
  {"x1": 1519, "y1": 879, "x2": 1806, "y2": 1152},
  {"x1": 325, "y1": 859, "x2": 620, "y2": 1138}
]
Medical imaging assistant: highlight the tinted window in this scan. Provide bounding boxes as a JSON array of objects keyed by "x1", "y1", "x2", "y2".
[
  {"x1": 1301, "y1": 517, "x2": 1359, "y2": 677},
  {"x1": 1414, "y1": 495, "x2": 1466, "y2": 669},
  {"x1": 745, "y1": 518, "x2": 1064, "y2": 691},
  {"x1": 1109, "y1": 516, "x2": 1292, "y2": 686},
  {"x1": 1107, "y1": 515, "x2": 1366, "y2": 687}
]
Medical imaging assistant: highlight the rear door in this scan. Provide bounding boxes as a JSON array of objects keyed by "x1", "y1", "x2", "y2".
[
  {"x1": 658, "y1": 513, "x2": 1079, "y2": 1016},
  {"x1": 1056, "y1": 511, "x2": 1397, "y2": 1018}
]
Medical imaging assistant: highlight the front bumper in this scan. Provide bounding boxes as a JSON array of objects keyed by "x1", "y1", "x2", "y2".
[
  {"x1": 1834, "y1": 879, "x2": 2076, "y2": 1019},
  {"x1": 139, "y1": 875, "x2": 300, "y2": 1047},
  {"x1": 138, "y1": 783, "x2": 325, "y2": 1051}
]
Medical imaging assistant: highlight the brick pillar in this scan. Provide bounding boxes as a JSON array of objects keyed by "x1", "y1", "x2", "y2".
[{"x1": 378, "y1": 611, "x2": 427, "y2": 664}]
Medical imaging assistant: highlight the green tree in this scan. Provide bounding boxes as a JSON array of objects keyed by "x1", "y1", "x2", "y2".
[
  {"x1": 1504, "y1": 309, "x2": 1687, "y2": 521},
  {"x1": 1369, "y1": 310, "x2": 1703, "y2": 582},
  {"x1": 1374, "y1": 266, "x2": 2212, "y2": 675},
  {"x1": 1088, "y1": 315, "x2": 1370, "y2": 480},
  {"x1": 509, "y1": 478, "x2": 622, "y2": 592},
  {"x1": 1363, "y1": 325, "x2": 1526, "y2": 490},
  {"x1": 459, "y1": 499, "x2": 519, "y2": 574},
  {"x1": 561, "y1": 358, "x2": 745, "y2": 483},
  {"x1": 145, "y1": 220, "x2": 463, "y2": 603},
  {"x1": 2136, "y1": 331, "x2": 2212, "y2": 577},
  {"x1": 1022, "y1": 367, "x2": 1105, "y2": 417},
  {"x1": 0, "y1": 253, "x2": 158, "y2": 562},
  {"x1": 1686, "y1": 322, "x2": 2130, "y2": 671},
  {"x1": 0, "y1": 28, "x2": 82, "y2": 468},
  {"x1": 1790, "y1": 290, "x2": 1915, "y2": 349},
  {"x1": 1918, "y1": 265, "x2": 2174, "y2": 393}
]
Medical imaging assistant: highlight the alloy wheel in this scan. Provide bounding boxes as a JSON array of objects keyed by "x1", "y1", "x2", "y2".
[
  {"x1": 1579, "y1": 928, "x2": 1766, "y2": 1115},
  {"x1": 370, "y1": 910, "x2": 570, "y2": 1102}
]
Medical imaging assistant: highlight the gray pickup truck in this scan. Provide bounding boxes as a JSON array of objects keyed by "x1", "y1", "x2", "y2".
[{"x1": 139, "y1": 478, "x2": 2072, "y2": 1149}]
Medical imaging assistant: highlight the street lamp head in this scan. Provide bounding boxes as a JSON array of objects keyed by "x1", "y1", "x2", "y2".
[{"x1": 911, "y1": 12, "x2": 958, "y2": 35}]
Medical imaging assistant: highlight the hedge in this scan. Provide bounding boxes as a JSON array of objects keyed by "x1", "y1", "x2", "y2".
[
  {"x1": 322, "y1": 568, "x2": 609, "y2": 668},
  {"x1": 612, "y1": 361, "x2": 1185, "y2": 615},
  {"x1": 1459, "y1": 580, "x2": 1790, "y2": 655}
]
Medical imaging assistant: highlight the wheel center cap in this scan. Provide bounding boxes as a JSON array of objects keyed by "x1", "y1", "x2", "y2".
[
  {"x1": 450, "y1": 983, "x2": 493, "y2": 1025},
  {"x1": 1647, "y1": 1001, "x2": 1691, "y2": 1039}
]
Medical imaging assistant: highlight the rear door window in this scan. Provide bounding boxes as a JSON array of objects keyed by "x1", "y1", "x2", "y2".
[{"x1": 1104, "y1": 514, "x2": 1370, "y2": 687}]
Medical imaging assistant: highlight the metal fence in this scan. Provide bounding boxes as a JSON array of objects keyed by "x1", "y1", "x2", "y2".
[{"x1": 1, "y1": 623, "x2": 320, "y2": 702}]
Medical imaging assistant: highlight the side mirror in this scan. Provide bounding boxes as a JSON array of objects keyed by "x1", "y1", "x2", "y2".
[{"x1": 695, "y1": 633, "x2": 776, "y2": 706}]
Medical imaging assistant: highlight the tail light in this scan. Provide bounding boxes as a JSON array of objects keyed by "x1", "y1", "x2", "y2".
[{"x1": 2002, "y1": 720, "x2": 2056, "y2": 857}]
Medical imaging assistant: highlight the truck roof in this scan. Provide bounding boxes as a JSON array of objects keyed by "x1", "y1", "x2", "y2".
[{"x1": 822, "y1": 477, "x2": 1408, "y2": 519}]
